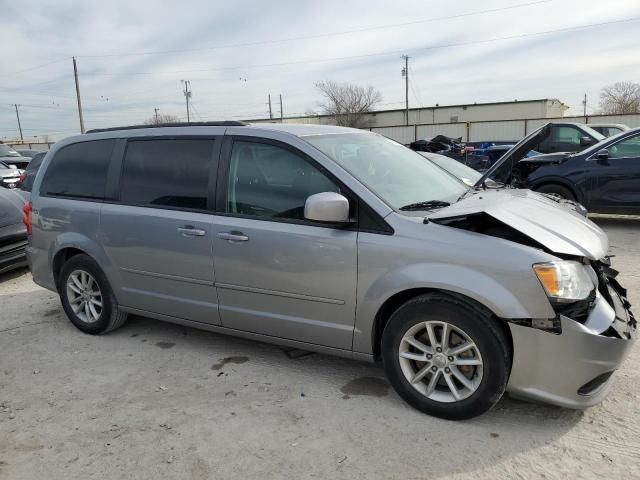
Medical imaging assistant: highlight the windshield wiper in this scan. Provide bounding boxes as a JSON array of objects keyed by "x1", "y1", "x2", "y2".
[{"x1": 399, "y1": 200, "x2": 451, "y2": 211}]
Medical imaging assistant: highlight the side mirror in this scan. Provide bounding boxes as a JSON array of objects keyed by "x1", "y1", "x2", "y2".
[
  {"x1": 9, "y1": 164, "x2": 17, "y2": 169},
  {"x1": 594, "y1": 149, "x2": 609, "y2": 161},
  {"x1": 304, "y1": 192, "x2": 350, "y2": 223},
  {"x1": 579, "y1": 136, "x2": 594, "y2": 146}
]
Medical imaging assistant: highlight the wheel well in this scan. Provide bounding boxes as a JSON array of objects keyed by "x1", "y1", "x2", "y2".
[
  {"x1": 52, "y1": 247, "x2": 85, "y2": 286},
  {"x1": 371, "y1": 288, "x2": 513, "y2": 361},
  {"x1": 533, "y1": 181, "x2": 578, "y2": 201}
]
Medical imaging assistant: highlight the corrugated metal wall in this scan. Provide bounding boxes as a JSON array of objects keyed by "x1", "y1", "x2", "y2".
[
  {"x1": 417, "y1": 123, "x2": 466, "y2": 140},
  {"x1": 371, "y1": 113, "x2": 640, "y2": 145},
  {"x1": 371, "y1": 126, "x2": 415, "y2": 145},
  {"x1": 469, "y1": 120, "x2": 525, "y2": 142}
]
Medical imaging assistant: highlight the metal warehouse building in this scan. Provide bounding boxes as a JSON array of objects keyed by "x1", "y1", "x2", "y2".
[
  {"x1": 252, "y1": 98, "x2": 569, "y2": 128},
  {"x1": 251, "y1": 98, "x2": 640, "y2": 145}
]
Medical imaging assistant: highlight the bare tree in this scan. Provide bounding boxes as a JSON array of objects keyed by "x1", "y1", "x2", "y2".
[
  {"x1": 144, "y1": 113, "x2": 181, "y2": 125},
  {"x1": 598, "y1": 81, "x2": 640, "y2": 114},
  {"x1": 314, "y1": 81, "x2": 382, "y2": 128}
]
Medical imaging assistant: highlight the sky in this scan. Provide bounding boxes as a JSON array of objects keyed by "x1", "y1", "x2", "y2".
[{"x1": 1, "y1": 0, "x2": 639, "y2": 141}]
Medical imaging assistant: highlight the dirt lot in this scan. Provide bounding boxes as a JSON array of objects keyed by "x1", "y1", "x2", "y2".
[{"x1": 1, "y1": 215, "x2": 639, "y2": 480}]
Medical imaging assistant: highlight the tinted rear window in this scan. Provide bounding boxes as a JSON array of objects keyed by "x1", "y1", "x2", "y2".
[
  {"x1": 120, "y1": 139, "x2": 214, "y2": 210},
  {"x1": 40, "y1": 140, "x2": 115, "y2": 199}
]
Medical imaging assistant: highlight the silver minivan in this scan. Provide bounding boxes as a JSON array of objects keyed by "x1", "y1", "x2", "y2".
[{"x1": 25, "y1": 122, "x2": 636, "y2": 419}]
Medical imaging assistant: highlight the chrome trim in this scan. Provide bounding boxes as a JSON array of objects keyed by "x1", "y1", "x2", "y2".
[
  {"x1": 215, "y1": 282, "x2": 345, "y2": 305},
  {"x1": 120, "y1": 267, "x2": 214, "y2": 286}
]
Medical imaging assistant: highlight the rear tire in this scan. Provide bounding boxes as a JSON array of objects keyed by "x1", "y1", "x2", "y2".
[
  {"x1": 535, "y1": 184, "x2": 575, "y2": 201},
  {"x1": 381, "y1": 293, "x2": 510, "y2": 420},
  {"x1": 58, "y1": 254, "x2": 127, "y2": 335}
]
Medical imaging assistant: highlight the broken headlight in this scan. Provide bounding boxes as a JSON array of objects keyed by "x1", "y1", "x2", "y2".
[{"x1": 533, "y1": 261, "x2": 595, "y2": 302}]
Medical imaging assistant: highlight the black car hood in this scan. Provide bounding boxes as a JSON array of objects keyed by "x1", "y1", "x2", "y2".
[
  {"x1": 0, "y1": 188, "x2": 25, "y2": 228},
  {"x1": 474, "y1": 123, "x2": 552, "y2": 188}
]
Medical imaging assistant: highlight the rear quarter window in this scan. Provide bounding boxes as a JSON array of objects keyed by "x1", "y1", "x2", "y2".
[{"x1": 39, "y1": 140, "x2": 115, "y2": 199}]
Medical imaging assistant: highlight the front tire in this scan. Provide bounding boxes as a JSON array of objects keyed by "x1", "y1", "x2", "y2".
[
  {"x1": 58, "y1": 254, "x2": 128, "y2": 335},
  {"x1": 381, "y1": 293, "x2": 510, "y2": 420},
  {"x1": 535, "y1": 184, "x2": 575, "y2": 201}
]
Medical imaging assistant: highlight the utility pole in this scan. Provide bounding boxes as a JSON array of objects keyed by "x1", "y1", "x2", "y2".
[
  {"x1": 401, "y1": 55, "x2": 410, "y2": 126},
  {"x1": 582, "y1": 93, "x2": 587, "y2": 117},
  {"x1": 181, "y1": 80, "x2": 192, "y2": 122},
  {"x1": 154, "y1": 107, "x2": 160, "y2": 124},
  {"x1": 279, "y1": 94, "x2": 284, "y2": 122},
  {"x1": 14, "y1": 104, "x2": 23, "y2": 141},
  {"x1": 72, "y1": 57, "x2": 85, "y2": 133},
  {"x1": 268, "y1": 94, "x2": 273, "y2": 120}
]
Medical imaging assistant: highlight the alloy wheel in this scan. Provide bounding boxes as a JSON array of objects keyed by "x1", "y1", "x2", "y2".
[
  {"x1": 398, "y1": 320, "x2": 483, "y2": 403},
  {"x1": 66, "y1": 269, "x2": 103, "y2": 324}
]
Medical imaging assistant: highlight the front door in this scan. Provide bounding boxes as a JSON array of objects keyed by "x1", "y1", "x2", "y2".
[
  {"x1": 212, "y1": 138, "x2": 357, "y2": 350},
  {"x1": 588, "y1": 132, "x2": 640, "y2": 214},
  {"x1": 101, "y1": 137, "x2": 221, "y2": 324}
]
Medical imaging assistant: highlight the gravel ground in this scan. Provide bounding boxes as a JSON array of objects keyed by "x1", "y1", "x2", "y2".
[{"x1": 1, "y1": 215, "x2": 639, "y2": 480}]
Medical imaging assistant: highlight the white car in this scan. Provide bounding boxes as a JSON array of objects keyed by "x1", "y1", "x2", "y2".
[{"x1": 589, "y1": 123, "x2": 630, "y2": 137}]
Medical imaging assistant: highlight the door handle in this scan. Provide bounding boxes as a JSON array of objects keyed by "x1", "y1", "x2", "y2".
[
  {"x1": 217, "y1": 231, "x2": 249, "y2": 242},
  {"x1": 178, "y1": 226, "x2": 206, "y2": 237}
]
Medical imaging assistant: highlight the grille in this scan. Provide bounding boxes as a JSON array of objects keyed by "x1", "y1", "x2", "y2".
[{"x1": 0, "y1": 238, "x2": 28, "y2": 259}]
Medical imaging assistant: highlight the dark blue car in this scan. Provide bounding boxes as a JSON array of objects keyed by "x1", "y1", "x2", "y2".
[{"x1": 479, "y1": 123, "x2": 640, "y2": 214}]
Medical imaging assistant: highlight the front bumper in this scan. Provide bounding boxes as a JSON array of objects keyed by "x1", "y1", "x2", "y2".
[{"x1": 506, "y1": 279, "x2": 636, "y2": 408}]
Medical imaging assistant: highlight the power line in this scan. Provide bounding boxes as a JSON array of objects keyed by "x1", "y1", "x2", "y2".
[
  {"x1": 189, "y1": 101, "x2": 205, "y2": 121},
  {"x1": 408, "y1": 64, "x2": 423, "y2": 107},
  {"x1": 0, "y1": 57, "x2": 69, "y2": 79},
  {"x1": 75, "y1": 1, "x2": 551, "y2": 58},
  {"x1": 80, "y1": 17, "x2": 639, "y2": 77},
  {"x1": 4, "y1": 103, "x2": 68, "y2": 110}
]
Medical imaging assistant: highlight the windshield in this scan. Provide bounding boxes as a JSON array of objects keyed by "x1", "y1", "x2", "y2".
[
  {"x1": 0, "y1": 161, "x2": 9, "y2": 169},
  {"x1": 0, "y1": 145, "x2": 21, "y2": 157},
  {"x1": 578, "y1": 127, "x2": 636, "y2": 156},
  {"x1": 305, "y1": 133, "x2": 467, "y2": 210}
]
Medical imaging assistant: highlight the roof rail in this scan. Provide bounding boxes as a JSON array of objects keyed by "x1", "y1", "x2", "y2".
[{"x1": 86, "y1": 121, "x2": 247, "y2": 134}]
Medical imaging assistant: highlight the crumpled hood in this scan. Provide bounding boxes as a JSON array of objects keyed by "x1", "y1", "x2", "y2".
[{"x1": 428, "y1": 189, "x2": 608, "y2": 260}]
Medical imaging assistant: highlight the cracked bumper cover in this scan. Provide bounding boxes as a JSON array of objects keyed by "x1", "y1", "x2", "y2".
[{"x1": 506, "y1": 287, "x2": 636, "y2": 409}]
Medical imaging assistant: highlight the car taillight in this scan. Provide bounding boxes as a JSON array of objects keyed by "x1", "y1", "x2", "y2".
[
  {"x1": 22, "y1": 201, "x2": 32, "y2": 235},
  {"x1": 19, "y1": 173, "x2": 26, "y2": 183}
]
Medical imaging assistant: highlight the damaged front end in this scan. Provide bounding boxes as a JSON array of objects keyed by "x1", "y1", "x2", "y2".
[
  {"x1": 506, "y1": 258, "x2": 636, "y2": 408},
  {"x1": 427, "y1": 190, "x2": 636, "y2": 408}
]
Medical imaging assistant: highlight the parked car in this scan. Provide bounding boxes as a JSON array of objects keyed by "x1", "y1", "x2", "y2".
[
  {"x1": 0, "y1": 161, "x2": 23, "y2": 189},
  {"x1": 19, "y1": 151, "x2": 46, "y2": 192},
  {"x1": 26, "y1": 122, "x2": 635, "y2": 419},
  {"x1": 16, "y1": 149, "x2": 46, "y2": 158},
  {"x1": 0, "y1": 187, "x2": 28, "y2": 274},
  {"x1": 410, "y1": 134, "x2": 471, "y2": 162},
  {"x1": 0, "y1": 144, "x2": 30, "y2": 169},
  {"x1": 532, "y1": 122, "x2": 604, "y2": 154},
  {"x1": 480, "y1": 124, "x2": 640, "y2": 214},
  {"x1": 469, "y1": 144, "x2": 541, "y2": 167},
  {"x1": 418, "y1": 151, "x2": 481, "y2": 186},
  {"x1": 588, "y1": 123, "x2": 630, "y2": 137}
]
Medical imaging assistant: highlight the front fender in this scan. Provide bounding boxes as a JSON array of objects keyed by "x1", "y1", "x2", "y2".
[{"x1": 352, "y1": 262, "x2": 554, "y2": 355}]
